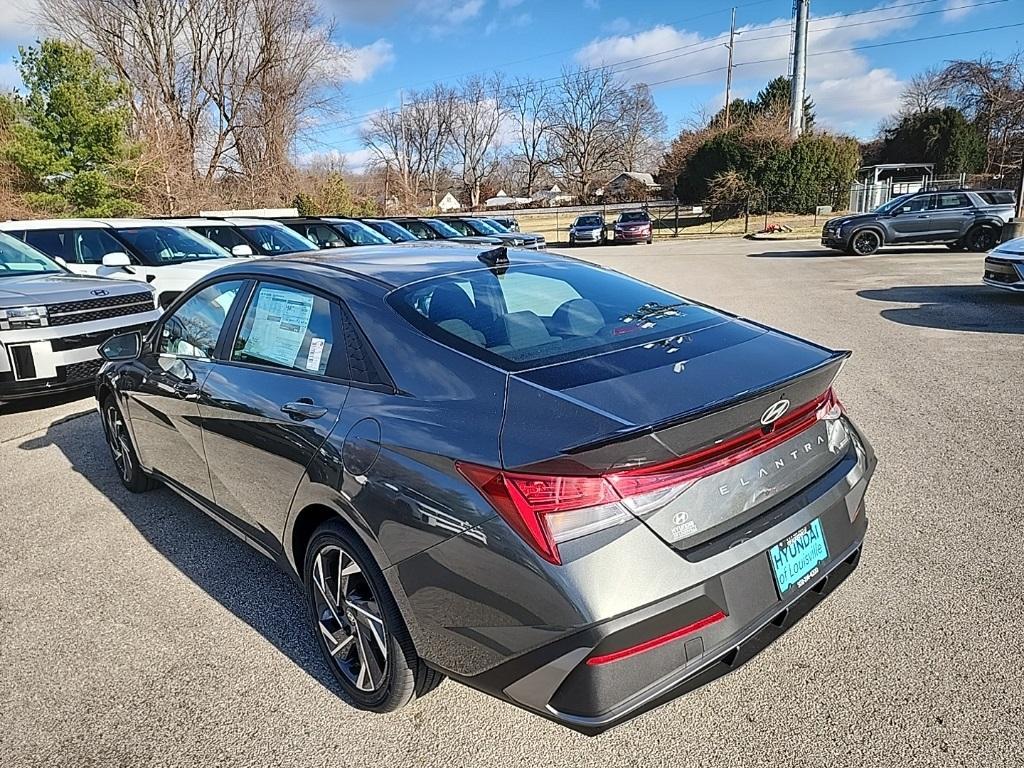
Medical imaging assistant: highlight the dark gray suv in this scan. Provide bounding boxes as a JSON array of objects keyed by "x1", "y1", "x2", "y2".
[
  {"x1": 822, "y1": 189, "x2": 1015, "y2": 255},
  {"x1": 94, "y1": 245, "x2": 875, "y2": 734}
]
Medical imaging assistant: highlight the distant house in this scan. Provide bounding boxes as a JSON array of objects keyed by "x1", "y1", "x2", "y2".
[
  {"x1": 531, "y1": 184, "x2": 574, "y2": 207},
  {"x1": 485, "y1": 189, "x2": 532, "y2": 208},
  {"x1": 605, "y1": 172, "x2": 661, "y2": 198},
  {"x1": 438, "y1": 192, "x2": 461, "y2": 212}
]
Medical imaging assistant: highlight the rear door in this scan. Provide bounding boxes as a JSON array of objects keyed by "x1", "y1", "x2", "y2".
[
  {"x1": 928, "y1": 192, "x2": 974, "y2": 240},
  {"x1": 199, "y1": 280, "x2": 349, "y2": 547}
]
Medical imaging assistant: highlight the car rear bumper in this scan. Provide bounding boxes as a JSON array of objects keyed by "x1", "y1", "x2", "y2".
[{"x1": 442, "y1": 428, "x2": 874, "y2": 734}]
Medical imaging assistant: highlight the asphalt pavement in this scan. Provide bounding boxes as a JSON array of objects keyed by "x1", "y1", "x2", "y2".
[{"x1": 1, "y1": 238, "x2": 1022, "y2": 767}]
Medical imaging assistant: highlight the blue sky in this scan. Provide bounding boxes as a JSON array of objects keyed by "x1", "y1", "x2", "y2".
[{"x1": 2, "y1": 0, "x2": 1021, "y2": 171}]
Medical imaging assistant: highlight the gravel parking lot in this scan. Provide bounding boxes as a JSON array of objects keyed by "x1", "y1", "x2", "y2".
[{"x1": 2, "y1": 237, "x2": 1022, "y2": 767}]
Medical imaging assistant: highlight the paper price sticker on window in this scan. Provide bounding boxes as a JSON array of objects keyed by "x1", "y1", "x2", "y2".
[{"x1": 306, "y1": 337, "x2": 326, "y2": 372}]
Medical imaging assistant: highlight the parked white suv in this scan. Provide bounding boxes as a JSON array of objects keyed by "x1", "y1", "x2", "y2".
[
  {"x1": 0, "y1": 232, "x2": 159, "y2": 401},
  {"x1": 0, "y1": 219, "x2": 240, "y2": 308}
]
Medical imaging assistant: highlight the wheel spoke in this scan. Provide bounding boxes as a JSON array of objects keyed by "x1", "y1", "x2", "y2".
[{"x1": 314, "y1": 553, "x2": 344, "y2": 627}]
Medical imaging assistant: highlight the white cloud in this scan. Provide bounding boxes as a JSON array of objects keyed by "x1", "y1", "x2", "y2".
[
  {"x1": 486, "y1": 11, "x2": 530, "y2": 34},
  {"x1": 345, "y1": 39, "x2": 395, "y2": 83},
  {"x1": 942, "y1": 0, "x2": 975, "y2": 21},
  {"x1": 296, "y1": 147, "x2": 377, "y2": 173},
  {"x1": 417, "y1": 0, "x2": 484, "y2": 23},
  {"x1": 574, "y1": 2, "x2": 922, "y2": 135},
  {"x1": 0, "y1": 0, "x2": 39, "y2": 42}
]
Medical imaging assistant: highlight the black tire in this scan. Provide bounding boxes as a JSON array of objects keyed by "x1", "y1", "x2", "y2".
[
  {"x1": 946, "y1": 242, "x2": 967, "y2": 251},
  {"x1": 101, "y1": 395, "x2": 156, "y2": 493},
  {"x1": 646, "y1": 238, "x2": 653, "y2": 245},
  {"x1": 848, "y1": 229, "x2": 881, "y2": 255},
  {"x1": 304, "y1": 519, "x2": 443, "y2": 712},
  {"x1": 965, "y1": 225, "x2": 998, "y2": 253}
]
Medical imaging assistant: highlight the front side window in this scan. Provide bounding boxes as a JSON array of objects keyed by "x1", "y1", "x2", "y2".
[
  {"x1": 400, "y1": 220, "x2": 433, "y2": 239},
  {"x1": 158, "y1": 280, "x2": 244, "y2": 358},
  {"x1": 75, "y1": 228, "x2": 129, "y2": 264},
  {"x1": 897, "y1": 196, "x2": 930, "y2": 214},
  {"x1": 371, "y1": 220, "x2": 417, "y2": 242},
  {"x1": 193, "y1": 225, "x2": 249, "y2": 252},
  {"x1": 441, "y1": 219, "x2": 473, "y2": 236},
  {"x1": 117, "y1": 227, "x2": 228, "y2": 264},
  {"x1": 424, "y1": 220, "x2": 463, "y2": 239},
  {"x1": 232, "y1": 282, "x2": 338, "y2": 376},
  {"x1": 0, "y1": 232, "x2": 65, "y2": 276},
  {"x1": 391, "y1": 262, "x2": 720, "y2": 369},
  {"x1": 299, "y1": 224, "x2": 348, "y2": 248}
]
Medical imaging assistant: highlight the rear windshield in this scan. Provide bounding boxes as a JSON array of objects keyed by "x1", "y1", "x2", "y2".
[
  {"x1": 332, "y1": 220, "x2": 391, "y2": 246},
  {"x1": 389, "y1": 262, "x2": 722, "y2": 369},
  {"x1": 977, "y1": 190, "x2": 1016, "y2": 205},
  {"x1": 238, "y1": 224, "x2": 317, "y2": 254}
]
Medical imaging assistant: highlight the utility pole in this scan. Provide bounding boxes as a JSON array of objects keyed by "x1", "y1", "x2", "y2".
[
  {"x1": 788, "y1": 0, "x2": 810, "y2": 139},
  {"x1": 723, "y1": 7, "x2": 736, "y2": 129}
]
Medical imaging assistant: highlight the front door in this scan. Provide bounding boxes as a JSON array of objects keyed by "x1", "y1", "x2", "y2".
[
  {"x1": 199, "y1": 281, "x2": 349, "y2": 547},
  {"x1": 887, "y1": 194, "x2": 935, "y2": 242},
  {"x1": 126, "y1": 279, "x2": 246, "y2": 499}
]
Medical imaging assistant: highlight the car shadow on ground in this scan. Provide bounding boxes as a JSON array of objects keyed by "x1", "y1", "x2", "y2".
[
  {"x1": 0, "y1": 388, "x2": 91, "y2": 414},
  {"x1": 857, "y1": 284, "x2": 1024, "y2": 334},
  {"x1": 746, "y1": 246, "x2": 956, "y2": 259},
  {"x1": 18, "y1": 413, "x2": 343, "y2": 697}
]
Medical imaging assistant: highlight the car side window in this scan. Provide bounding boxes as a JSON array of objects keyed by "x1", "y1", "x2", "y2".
[
  {"x1": 24, "y1": 230, "x2": 74, "y2": 262},
  {"x1": 231, "y1": 282, "x2": 339, "y2": 377},
  {"x1": 196, "y1": 226, "x2": 248, "y2": 251},
  {"x1": 303, "y1": 224, "x2": 345, "y2": 247},
  {"x1": 159, "y1": 280, "x2": 244, "y2": 359},
  {"x1": 901, "y1": 196, "x2": 931, "y2": 213},
  {"x1": 935, "y1": 193, "x2": 970, "y2": 210},
  {"x1": 75, "y1": 228, "x2": 127, "y2": 264}
]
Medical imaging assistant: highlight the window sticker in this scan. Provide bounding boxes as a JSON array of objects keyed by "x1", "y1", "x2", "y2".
[
  {"x1": 243, "y1": 288, "x2": 314, "y2": 367},
  {"x1": 305, "y1": 337, "x2": 325, "y2": 372}
]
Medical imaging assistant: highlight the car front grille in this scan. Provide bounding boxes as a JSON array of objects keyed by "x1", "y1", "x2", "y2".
[
  {"x1": 46, "y1": 291, "x2": 154, "y2": 327},
  {"x1": 983, "y1": 259, "x2": 1021, "y2": 285},
  {"x1": 49, "y1": 323, "x2": 152, "y2": 352}
]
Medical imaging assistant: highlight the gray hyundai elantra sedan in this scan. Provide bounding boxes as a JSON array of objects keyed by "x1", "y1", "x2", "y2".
[{"x1": 95, "y1": 244, "x2": 875, "y2": 734}]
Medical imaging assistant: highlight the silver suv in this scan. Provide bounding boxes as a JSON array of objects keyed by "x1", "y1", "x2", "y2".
[{"x1": 0, "y1": 232, "x2": 159, "y2": 401}]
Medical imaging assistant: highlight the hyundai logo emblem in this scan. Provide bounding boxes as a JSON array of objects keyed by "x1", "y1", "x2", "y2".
[
  {"x1": 760, "y1": 399, "x2": 791, "y2": 426},
  {"x1": 91, "y1": 289, "x2": 109, "y2": 296}
]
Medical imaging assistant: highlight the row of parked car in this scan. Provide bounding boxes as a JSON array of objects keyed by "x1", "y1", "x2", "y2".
[{"x1": 0, "y1": 212, "x2": 546, "y2": 401}]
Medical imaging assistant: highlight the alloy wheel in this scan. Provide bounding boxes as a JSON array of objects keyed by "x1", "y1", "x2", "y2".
[
  {"x1": 104, "y1": 403, "x2": 133, "y2": 484},
  {"x1": 312, "y1": 545, "x2": 389, "y2": 693},
  {"x1": 967, "y1": 227, "x2": 996, "y2": 252},
  {"x1": 852, "y1": 231, "x2": 880, "y2": 255}
]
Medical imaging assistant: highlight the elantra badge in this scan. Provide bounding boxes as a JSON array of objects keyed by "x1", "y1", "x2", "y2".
[
  {"x1": 91, "y1": 289, "x2": 109, "y2": 296},
  {"x1": 760, "y1": 399, "x2": 790, "y2": 426}
]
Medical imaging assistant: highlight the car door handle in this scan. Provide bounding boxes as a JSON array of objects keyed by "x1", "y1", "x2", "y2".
[{"x1": 281, "y1": 400, "x2": 328, "y2": 421}]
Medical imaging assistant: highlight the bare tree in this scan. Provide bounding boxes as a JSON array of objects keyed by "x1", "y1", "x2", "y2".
[
  {"x1": 503, "y1": 77, "x2": 552, "y2": 195},
  {"x1": 546, "y1": 67, "x2": 627, "y2": 200},
  {"x1": 936, "y1": 52, "x2": 1024, "y2": 177},
  {"x1": 900, "y1": 68, "x2": 946, "y2": 115},
  {"x1": 38, "y1": 0, "x2": 347, "y2": 211},
  {"x1": 447, "y1": 75, "x2": 504, "y2": 209},
  {"x1": 615, "y1": 83, "x2": 667, "y2": 173}
]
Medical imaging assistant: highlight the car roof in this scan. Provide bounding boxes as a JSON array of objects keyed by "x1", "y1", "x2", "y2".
[
  {"x1": 0, "y1": 218, "x2": 113, "y2": 230},
  {"x1": 215, "y1": 244, "x2": 564, "y2": 289}
]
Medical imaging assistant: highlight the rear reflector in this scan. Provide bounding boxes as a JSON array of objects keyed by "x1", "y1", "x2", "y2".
[
  {"x1": 586, "y1": 611, "x2": 727, "y2": 666},
  {"x1": 459, "y1": 388, "x2": 844, "y2": 565}
]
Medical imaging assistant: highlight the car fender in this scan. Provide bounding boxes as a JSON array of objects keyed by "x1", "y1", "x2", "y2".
[{"x1": 846, "y1": 224, "x2": 886, "y2": 246}]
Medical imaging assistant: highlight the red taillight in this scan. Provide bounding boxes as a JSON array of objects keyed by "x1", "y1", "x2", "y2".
[
  {"x1": 459, "y1": 388, "x2": 844, "y2": 565},
  {"x1": 586, "y1": 610, "x2": 727, "y2": 665}
]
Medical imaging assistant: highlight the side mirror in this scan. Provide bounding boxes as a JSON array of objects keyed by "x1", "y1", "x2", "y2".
[
  {"x1": 102, "y1": 252, "x2": 132, "y2": 267},
  {"x1": 99, "y1": 331, "x2": 141, "y2": 361},
  {"x1": 327, "y1": 240, "x2": 347, "y2": 248},
  {"x1": 231, "y1": 244, "x2": 254, "y2": 257}
]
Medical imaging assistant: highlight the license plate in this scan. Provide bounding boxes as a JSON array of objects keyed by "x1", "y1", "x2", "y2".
[{"x1": 768, "y1": 519, "x2": 828, "y2": 596}]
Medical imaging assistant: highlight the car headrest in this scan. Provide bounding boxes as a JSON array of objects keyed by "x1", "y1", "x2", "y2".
[
  {"x1": 437, "y1": 319, "x2": 485, "y2": 347},
  {"x1": 428, "y1": 283, "x2": 476, "y2": 324},
  {"x1": 504, "y1": 311, "x2": 555, "y2": 350},
  {"x1": 551, "y1": 298, "x2": 604, "y2": 337}
]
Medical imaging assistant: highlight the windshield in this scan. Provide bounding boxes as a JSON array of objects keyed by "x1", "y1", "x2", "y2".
[
  {"x1": 370, "y1": 220, "x2": 418, "y2": 242},
  {"x1": 425, "y1": 219, "x2": 464, "y2": 239},
  {"x1": 0, "y1": 233, "x2": 66, "y2": 276},
  {"x1": 390, "y1": 261, "x2": 720, "y2": 370},
  {"x1": 873, "y1": 195, "x2": 913, "y2": 215},
  {"x1": 467, "y1": 219, "x2": 501, "y2": 235},
  {"x1": 482, "y1": 218, "x2": 510, "y2": 233},
  {"x1": 618, "y1": 211, "x2": 650, "y2": 223},
  {"x1": 575, "y1": 216, "x2": 603, "y2": 227},
  {"x1": 332, "y1": 220, "x2": 391, "y2": 246},
  {"x1": 238, "y1": 224, "x2": 317, "y2": 254},
  {"x1": 116, "y1": 226, "x2": 228, "y2": 264}
]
